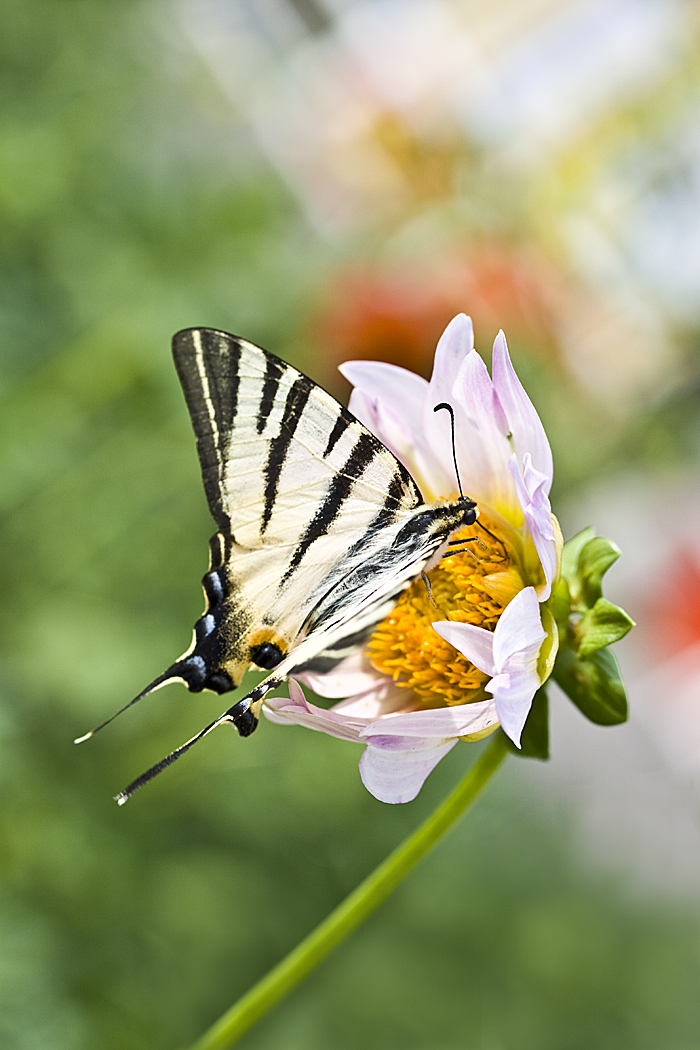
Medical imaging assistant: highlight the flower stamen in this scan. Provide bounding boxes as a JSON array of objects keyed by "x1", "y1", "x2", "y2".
[{"x1": 368, "y1": 511, "x2": 516, "y2": 707}]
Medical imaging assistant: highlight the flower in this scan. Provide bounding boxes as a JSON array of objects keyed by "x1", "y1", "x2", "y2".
[{"x1": 264, "y1": 314, "x2": 562, "y2": 803}]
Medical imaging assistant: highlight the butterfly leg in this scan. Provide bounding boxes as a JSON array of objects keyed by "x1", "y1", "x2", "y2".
[
  {"x1": 445, "y1": 538, "x2": 481, "y2": 561},
  {"x1": 475, "y1": 520, "x2": 509, "y2": 561},
  {"x1": 421, "y1": 570, "x2": 452, "y2": 618}
]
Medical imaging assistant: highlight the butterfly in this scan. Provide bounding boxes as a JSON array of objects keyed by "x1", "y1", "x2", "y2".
[{"x1": 77, "y1": 328, "x2": 477, "y2": 802}]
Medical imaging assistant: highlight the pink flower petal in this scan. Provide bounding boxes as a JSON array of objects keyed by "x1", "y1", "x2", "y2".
[
  {"x1": 453, "y1": 349, "x2": 508, "y2": 437},
  {"x1": 492, "y1": 330, "x2": 553, "y2": 492},
  {"x1": 347, "y1": 387, "x2": 417, "y2": 470},
  {"x1": 422, "y1": 315, "x2": 476, "y2": 496},
  {"x1": 486, "y1": 587, "x2": 544, "y2": 747},
  {"x1": 341, "y1": 360, "x2": 448, "y2": 498},
  {"x1": 450, "y1": 350, "x2": 516, "y2": 512},
  {"x1": 359, "y1": 736, "x2": 458, "y2": 803},
  {"x1": 431, "y1": 620, "x2": 496, "y2": 677},
  {"x1": 264, "y1": 682, "x2": 367, "y2": 743},
  {"x1": 427, "y1": 314, "x2": 474, "y2": 407},
  {"x1": 339, "y1": 360, "x2": 428, "y2": 421},
  {"x1": 434, "y1": 589, "x2": 544, "y2": 749},
  {"x1": 330, "y1": 679, "x2": 414, "y2": 719},
  {"x1": 509, "y1": 454, "x2": 557, "y2": 599}
]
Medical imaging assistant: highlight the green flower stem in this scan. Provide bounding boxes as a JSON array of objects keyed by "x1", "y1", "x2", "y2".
[{"x1": 184, "y1": 730, "x2": 510, "y2": 1050}]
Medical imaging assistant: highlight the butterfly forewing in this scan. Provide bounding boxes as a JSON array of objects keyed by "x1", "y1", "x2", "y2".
[
  {"x1": 173, "y1": 329, "x2": 430, "y2": 663},
  {"x1": 173, "y1": 328, "x2": 421, "y2": 534}
]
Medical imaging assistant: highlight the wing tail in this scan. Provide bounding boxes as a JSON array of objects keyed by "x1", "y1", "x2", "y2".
[
  {"x1": 73, "y1": 663, "x2": 195, "y2": 744},
  {"x1": 113, "y1": 679, "x2": 281, "y2": 805},
  {"x1": 114, "y1": 709, "x2": 232, "y2": 805}
]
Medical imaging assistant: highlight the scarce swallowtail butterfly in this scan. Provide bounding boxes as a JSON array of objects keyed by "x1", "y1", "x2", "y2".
[{"x1": 78, "y1": 328, "x2": 478, "y2": 803}]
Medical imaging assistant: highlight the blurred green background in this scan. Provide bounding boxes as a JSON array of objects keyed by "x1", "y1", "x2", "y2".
[{"x1": 2, "y1": 1, "x2": 700, "y2": 1048}]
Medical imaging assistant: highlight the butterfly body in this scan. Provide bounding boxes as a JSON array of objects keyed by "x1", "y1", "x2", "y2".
[{"x1": 104, "y1": 328, "x2": 477, "y2": 800}]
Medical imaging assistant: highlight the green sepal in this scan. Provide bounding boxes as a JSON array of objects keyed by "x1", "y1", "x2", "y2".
[
  {"x1": 561, "y1": 527, "x2": 595, "y2": 595},
  {"x1": 575, "y1": 597, "x2": 635, "y2": 657},
  {"x1": 506, "y1": 687, "x2": 549, "y2": 760},
  {"x1": 578, "y1": 537, "x2": 621, "y2": 608},
  {"x1": 552, "y1": 646, "x2": 628, "y2": 725},
  {"x1": 537, "y1": 606, "x2": 559, "y2": 681},
  {"x1": 546, "y1": 577, "x2": 571, "y2": 638}
]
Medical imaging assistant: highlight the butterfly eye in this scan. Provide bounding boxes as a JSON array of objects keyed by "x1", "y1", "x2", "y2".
[
  {"x1": 461, "y1": 499, "x2": 478, "y2": 527},
  {"x1": 250, "y1": 641, "x2": 284, "y2": 669}
]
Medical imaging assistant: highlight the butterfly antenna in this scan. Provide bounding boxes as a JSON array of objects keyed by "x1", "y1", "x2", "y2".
[
  {"x1": 73, "y1": 663, "x2": 190, "y2": 744},
  {"x1": 433, "y1": 402, "x2": 464, "y2": 498}
]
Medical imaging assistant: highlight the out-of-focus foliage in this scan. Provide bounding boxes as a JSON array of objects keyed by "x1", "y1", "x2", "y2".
[{"x1": 2, "y1": 1, "x2": 700, "y2": 1049}]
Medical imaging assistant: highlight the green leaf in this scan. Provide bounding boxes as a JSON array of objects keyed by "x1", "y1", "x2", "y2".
[
  {"x1": 561, "y1": 527, "x2": 595, "y2": 593},
  {"x1": 546, "y1": 577, "x2": 571, "y2": 636},
  {"x1": 507, "y1": 687, "x2": 549, "y2": 760},
  {"x1": 578, "y1": 537, "x2": 621, "y2": 608},
  {"x1": 552, "y1": 646, "x2": 628, "y2": 725},
  {"x1": 576, "y1": 598, "x2": 635, "y2": 657}
]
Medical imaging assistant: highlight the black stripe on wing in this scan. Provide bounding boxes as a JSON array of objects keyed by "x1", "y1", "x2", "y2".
[
  {"x1": 257, "y1": 354, "x2": 285, "y2": 435},
  {"x1": 173, "y1": 327, "x2": 423, "y2": 543},
  {"x1": 261, "y1": 375, "x2": 313, "y2": 535},
  {"x1": 323, "y1": 414, "x2": 349, "y2": 458},
  {"x1": 291, "y1": 468, "x2": 421, "y2": 612},
  {"x1": 280, "y1": 431, "x2": 380, "y2": 584},
  {"x1": 172, "y1": 328, "x2": 242, "y2": 529}
]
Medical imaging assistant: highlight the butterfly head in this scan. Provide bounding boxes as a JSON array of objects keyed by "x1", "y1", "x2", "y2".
[{"x1": 457, "y1": 494, "x2": 478, "y2": 528}]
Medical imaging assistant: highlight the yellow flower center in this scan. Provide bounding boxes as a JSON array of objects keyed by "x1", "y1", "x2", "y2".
[{"x1": 367, "y1": 511, "x2": 521, "y2": 708}]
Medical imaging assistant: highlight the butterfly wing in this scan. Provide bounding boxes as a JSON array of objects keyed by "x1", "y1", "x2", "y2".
[
  {"x1": 110, "y1": 328, "x2": 477, "y2": 803},
  {"x1": 170, "y1": 327, "x2": 442, "y2": 692}
]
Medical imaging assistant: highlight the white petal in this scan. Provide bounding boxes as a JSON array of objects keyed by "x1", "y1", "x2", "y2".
[
  {"x1": 347, "y1": 387, "x2": 417, "y2": 469},
  {"x1": 487, "y1": 669, "x2": 540, "y2": 748},
  {"x1": 431, "y1": 620, "x2": 496, "y2": 677},
  {"x1": 298, "y1": 651, "x2": 386, "y2": 699},
  {"x1": 434, "y1": 591, "x2": 544, "y2": 749},
  {"x1": 453, "y1": 348, "x2": 507, "y2": 437},
  {"x1": 360, "y1": 698, "x2": 498, "y2": 739},
  {"x1": 473, "y1": 587, "x2": 545, "y2": 748},
  {"x1": 520, "y1": 455, "x2": 555, "y2": 540},
  {"x1": 330, "y1": 679, "x2": 415, "y2": 719},
  {"x1": 492, "y1": 330, "x2": 553, "y2": 493},
  {"x1": 359, "y1": 736, "x2": 458, "y2": 803},
  {"x1": 491, "y1": 586, "x2": 545, "y2": 672}
]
